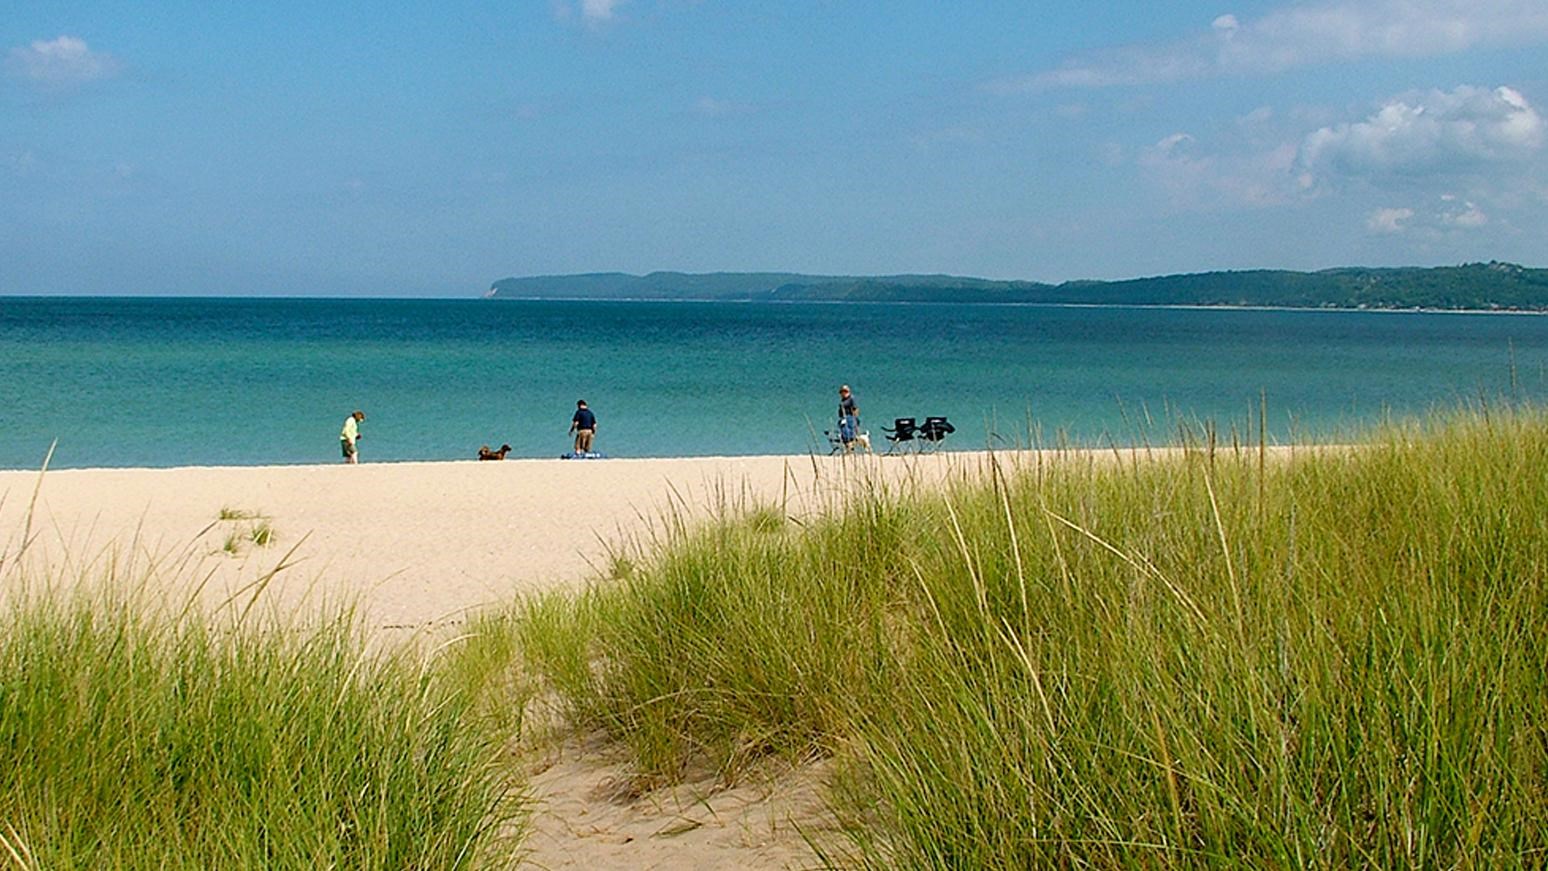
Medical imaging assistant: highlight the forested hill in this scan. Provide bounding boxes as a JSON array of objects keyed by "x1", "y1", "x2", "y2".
[{"x1": 486, "y1": 262, "x2": 1548, "y2": 310}]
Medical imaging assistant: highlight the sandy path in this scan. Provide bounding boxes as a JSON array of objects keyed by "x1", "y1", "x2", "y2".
[{"x1": 518, "y1": 733, "x2": 840, "y2": 870}]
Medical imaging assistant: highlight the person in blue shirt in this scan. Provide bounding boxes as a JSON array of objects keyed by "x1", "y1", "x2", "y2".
[
  {"x1": 569, "y1": 400, "x2": 597, "y2": 453},
  {"x1": 836, "y1": 384, "x2": 860, "y2": 450}
]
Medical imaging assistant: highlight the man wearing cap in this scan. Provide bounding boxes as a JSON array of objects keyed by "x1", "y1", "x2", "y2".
[{"x1": 837, "y1": 385, "x2": 860, "y2": 451}]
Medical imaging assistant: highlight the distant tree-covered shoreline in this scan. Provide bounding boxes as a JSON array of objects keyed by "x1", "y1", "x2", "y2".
[{"x1": 487, "y1": 262, "x2": 1548, "y2": 311}]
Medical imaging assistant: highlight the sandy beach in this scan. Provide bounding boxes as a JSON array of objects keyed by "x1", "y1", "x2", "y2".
[{"x1": 0, "y1": 452, "x2": 987, "y2": 631}]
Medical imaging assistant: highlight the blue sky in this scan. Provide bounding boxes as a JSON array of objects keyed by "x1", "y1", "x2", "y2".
[{"x1": 3, "y1": 1, "x2": 1546, "y2": 296}]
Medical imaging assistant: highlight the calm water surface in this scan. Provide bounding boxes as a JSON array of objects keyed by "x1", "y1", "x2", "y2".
[{"x1": 3, "y1": 297, "x2": 1546, "y2": 469}]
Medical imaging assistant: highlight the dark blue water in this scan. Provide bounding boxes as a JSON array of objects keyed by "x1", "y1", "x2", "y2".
[{"x1": 3, "y1": 297, "x2": 1545, "y2": 469}]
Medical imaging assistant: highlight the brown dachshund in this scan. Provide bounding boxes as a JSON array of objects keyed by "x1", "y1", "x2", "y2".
[{"x1": 478, "y1": 443, "x2": 512, "y2": 461}]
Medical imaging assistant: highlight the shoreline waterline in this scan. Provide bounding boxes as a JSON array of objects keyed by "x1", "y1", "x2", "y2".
[
  {"x1": 10, "y1": 292, "x2": 1548, "y2": 316},
  {"x1": 1, "y1": 441, "x2": 1321, "y2": 476}
]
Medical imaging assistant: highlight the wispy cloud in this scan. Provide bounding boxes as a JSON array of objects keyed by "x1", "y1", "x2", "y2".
[
  {"x1": 692, "y1": 96, "x2": 752, "y2": 117},
  {"x1": 582, "y1": 0, "x2": 624, "y2": 21},
  {"x1": 1366, "y1": 206, "x2": 1415, "y2": 233},
  {"x1": 992, "y1": 0, "x2": 1548, "y2": 92},
  {"x1": 5, "y1": 150, "x2": 39, "y2": 176},
  {"x1": 554, "y1": 0, "x2": 628, "y2": 25},
  {"x1": 1138, "y1": 129, "x2": 1301, "y2": 208},
  {"x1": 6, "y1": 35, "x2": 121, "y2": 90},
  {"x1": 1440, "y1": 196, "x2": 1489, "y2": 228}
]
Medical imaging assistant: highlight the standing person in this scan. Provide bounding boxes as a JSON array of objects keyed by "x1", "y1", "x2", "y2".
[
  {"x1": 340, "y1": 410, "x2": 365, "y2": 464},
  {"x1": 569, "y1": 400, "x2": 597, "y2": 454},
  {"x1": 837, "y1": 384, "x2": 860, "y2": 451}
]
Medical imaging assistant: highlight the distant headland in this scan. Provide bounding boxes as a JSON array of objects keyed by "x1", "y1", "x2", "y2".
[{"x1": 487, "y1": 261, "x2": 1548, "y2": 311}]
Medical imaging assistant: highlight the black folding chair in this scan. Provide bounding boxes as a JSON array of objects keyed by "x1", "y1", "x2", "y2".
[
  {"x1": 823, "y1": 427, "x2": 846, "y2": 455},
  {"x1": 918, "y1": 416, "x2": 955, "y2": 451},
  {"x1": 883, "y1": 417, "x2": 919, "y2": 454}
]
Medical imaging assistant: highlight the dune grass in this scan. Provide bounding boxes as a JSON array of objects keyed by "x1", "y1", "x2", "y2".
[
  {"x1": 0, "y1": 559, "x2": 527, "y2": 868},
  {"x1": 517, "y1": 407, "x2": 1548, "y2": 868},
  {"x1": 216, "y1": 507, "x2": 261, "y2": 522},
  {"x1": 248, "y1": 518, "x2": 276, "y2": 547},
  {"x1": 213, "y1": 508, "x2": 275, "y2": 555}
]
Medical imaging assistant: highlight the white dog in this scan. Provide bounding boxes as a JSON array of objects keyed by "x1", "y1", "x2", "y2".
[{"x1": 830, "y1": 424, "x2": 872, "y2": 454}]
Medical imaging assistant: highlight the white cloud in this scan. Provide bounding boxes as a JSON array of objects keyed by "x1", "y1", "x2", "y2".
[
  {"x1": 1299, "y1": 85, "x2": 1544, "y2": 181},
  {"x1": 993, "y1": 0, "x2": 1548, "y2": 91},
  {"x1": 1365, "y1": 197, "x2": 1491, "y2": 235},
  {"x1": 1366, "y1": 206, "x2": 1414, "y2": 233},
  {"x1": 1123, "y1": 80, "x2": 1542, "y2": 247},
  {"x1": 1445, "y1": 201, "x2": 1489, "y2": 227},
  {"x1": 583, "y1": 0, "x2": 623, "y2": 19},
  {"x1": 6, "y1": 36, "x2": 120, "y2": 88},
  {"x1": 1132, "y1": 84, "x2": 1544, "y2": 218},
  {"x1": 1435, "y1": 194, "x2": 1489, "y2": 227},
  {"x1": 561, "y1": 0, "x2": 626, "y2": 22}
]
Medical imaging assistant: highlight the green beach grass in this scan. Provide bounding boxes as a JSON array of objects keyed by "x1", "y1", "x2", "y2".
[
  {"x1": 516, "y1": 407, "x2": 1548, "y2": 868},
  {"x1": 0, "y1": 558, "x2": 528, "y2": 868}
]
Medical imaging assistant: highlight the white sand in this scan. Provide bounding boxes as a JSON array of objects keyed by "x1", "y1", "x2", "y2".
[{"x1": 0, "y1": 452, "x2": 981, "y2": 629}]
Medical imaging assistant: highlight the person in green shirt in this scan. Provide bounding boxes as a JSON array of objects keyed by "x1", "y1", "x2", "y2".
[{"x1": 340, "y1": 410, "x2": 365, "y2": 463}]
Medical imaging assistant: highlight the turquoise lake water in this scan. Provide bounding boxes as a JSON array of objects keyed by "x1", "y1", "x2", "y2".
[{"x1": 3, "y1": 297, "x2": 1547, "y2": 469}]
